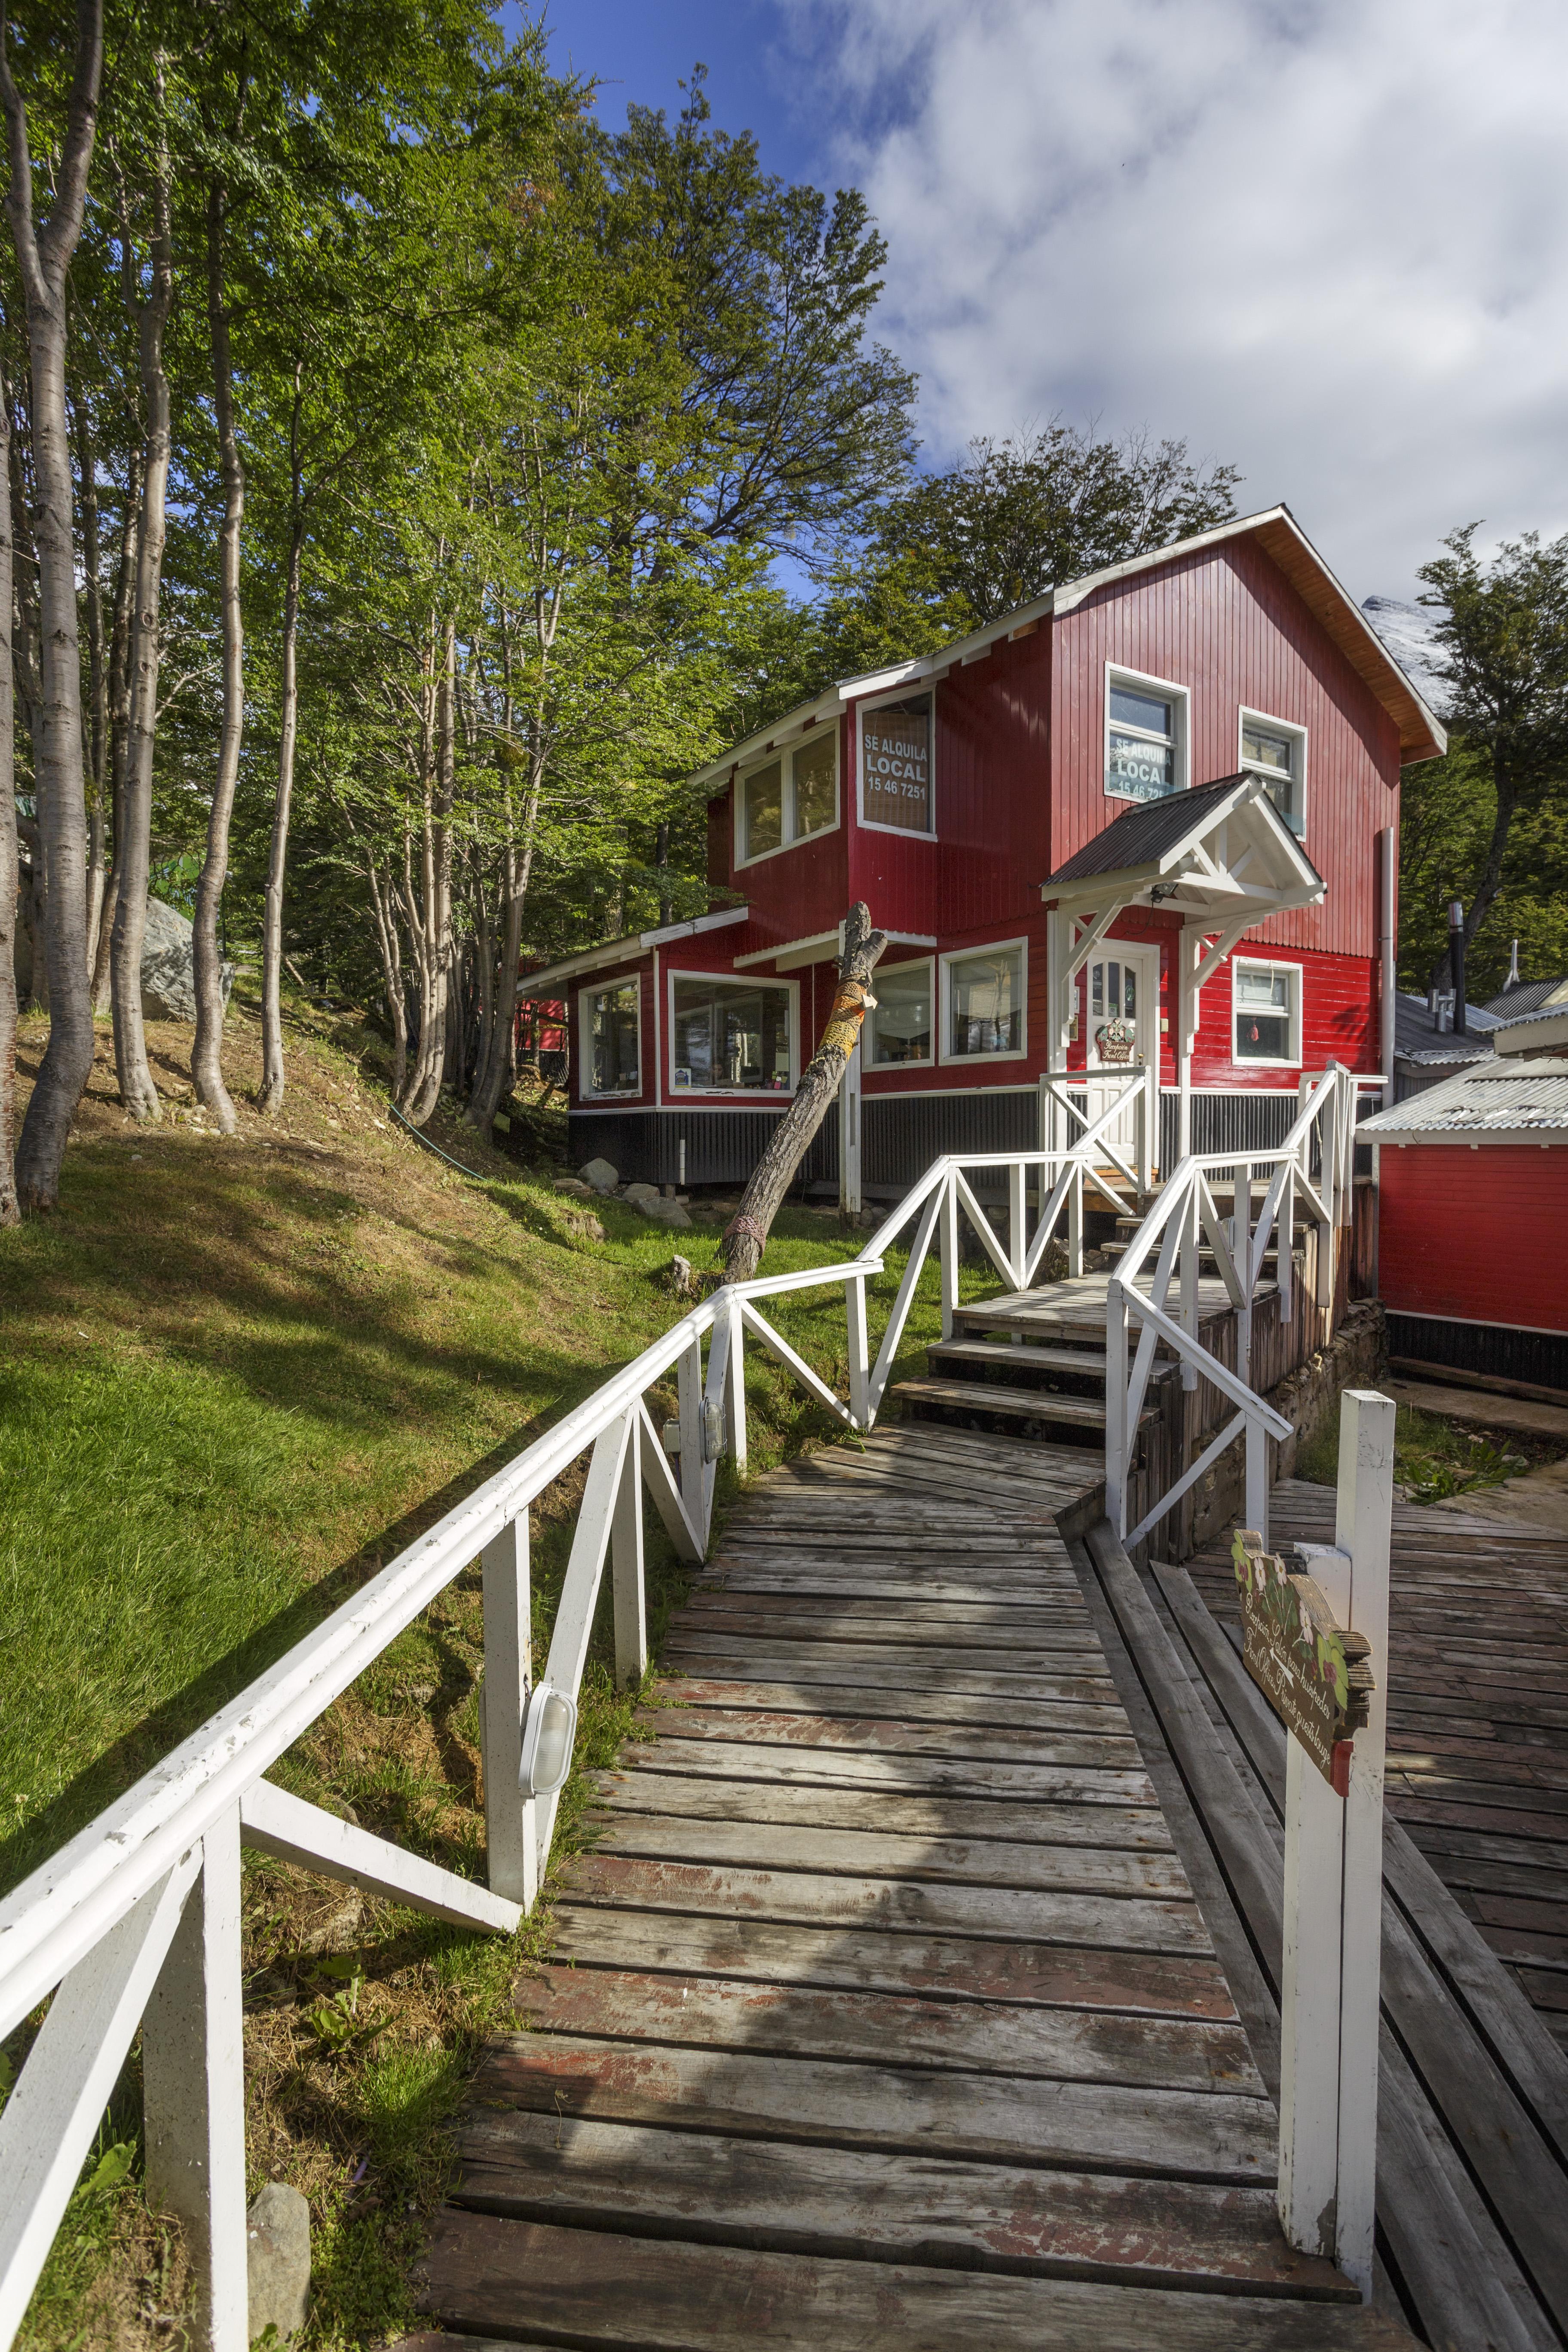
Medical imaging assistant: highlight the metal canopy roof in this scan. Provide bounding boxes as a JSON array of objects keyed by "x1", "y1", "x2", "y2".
[
  {"x1": 1359, "y1": 1056, "x2": 1568, "y2": 1141},
  {"x1": 1040, "y1": 771, "x2": 1326, "y2": 925}
]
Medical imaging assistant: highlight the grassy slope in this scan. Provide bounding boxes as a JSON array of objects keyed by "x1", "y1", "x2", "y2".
[{"x1": 0, "y1": 998, "x2": 962, "y2": 2351}]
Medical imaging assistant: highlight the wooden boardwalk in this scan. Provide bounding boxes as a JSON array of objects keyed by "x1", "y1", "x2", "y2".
[
  {"x1": 412, "y1": 1427, "x2": 1415, "y2": 2349},
  {"x1": 1191, "y1": 1479, "x2": 1568, "y2": 2046}
]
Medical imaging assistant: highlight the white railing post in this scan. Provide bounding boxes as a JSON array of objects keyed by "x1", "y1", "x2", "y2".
[
  {"x1": 481, "y1": 1514, "x2": 536, "y2": 1912},
  {"x1": 1179, "y1": 1176, "x2": 1200, "y2": 1392},
  {"x1": 1008, "y1": 1160, "x2": 1026, "y2": 1287},
  {"x1": 141, "y1": 1806, "x2": 249, "y2": 2352},
  {"x1": 1236, "y1": 1158, "x2": 1253, "y2": 1388},
  {"x1": 1277, "y1": 1388, "x2": 1393, "y2": 2300},
  {"x1": 678, "y1": 1335, "x2": 704, "y2": 1519},
  {"x1": 1104, "y1": 1277, "x2": 1129, "y2": 1537},
  {"x1": 612, "y1": 1415, "x2": 648, "y2": 1686},
  {"x1": 725, "y1": 1287, "x2": 748, "y2": 1473},
  {"x1": 939, "y1": 1173, "x2": 959, "y2": 1339},
  {"x1": 846, "y1": 1271, "x2": 870, "y2": 1429},
  {"x1": 1068, "y1": 1163, "x2": 1083, "y2": 1276},
  {"x1": 1244, "y1": 1414, "x2": 1268, "y2": 1551}
]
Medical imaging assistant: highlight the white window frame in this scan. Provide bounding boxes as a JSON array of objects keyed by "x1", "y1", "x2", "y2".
[
  {"x1": 734, "y1": 728, "x2": 841, "y2": 870},
  {"x1": 1238, "y1": 705, "x2": 1308, "y2": 838},
  {"x1": 1231, "y1": 954, "x2": 1304, "y2": 1070},
  {"x1": 1105, "y1": 663, "x2": 1189, "y2": 804},
  {"x1": 939, "y1": 936, "x2": 1029, "y2": 1067},
  {"x1": 580, "y1": 974, "x2": 643, "y2": 1100},
  {"x1": 866, "y1": 955, "x2": 936, "y2": 1070},
  {"x1": 666, "y1": 967, "x2": 801, "y2": 1097},
  {"x1": 857, "y1": 683, "x2": 938, "y2": 842}
]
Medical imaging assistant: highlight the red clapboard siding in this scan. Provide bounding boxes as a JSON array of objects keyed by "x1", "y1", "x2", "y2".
[
  {"x1": 1050, "y1": 539, "x2": 1400, "y2": 959},
  {"x1": 1378, "y1": 1145, "x2": 1568, "y2": 1332}
]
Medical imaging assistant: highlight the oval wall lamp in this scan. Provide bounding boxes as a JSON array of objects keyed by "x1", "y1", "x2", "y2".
[{"x1": 518, "y1": 1681, "x2": 578, "y2": 1799}]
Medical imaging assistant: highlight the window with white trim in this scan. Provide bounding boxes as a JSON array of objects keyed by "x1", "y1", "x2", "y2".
[
  {"x1": 868, "y1": 959, "x2": 933, "y2": 1066},
  {"x1": 1232, "y1": 958, "x2": 1302, "y2": 1066},
  {"x1": 671, "y1": 975, "x2": 794, "y2": 1093},
  {"x1": 736, "y1": 729, "x2": 839, "y2": 866},
  {"x1": 1240, "y1": 708, "x2": 1307, "y2": 837},
  {"x1": 1106, "y1": 668, "x2": 1188, "y2": 802},
  {"x1": 943, "y1": 941, "x2": 1026, "y2": 1060},
  {"x1": 584, "y1": 979, "x2": 640, "y2": 1095}
]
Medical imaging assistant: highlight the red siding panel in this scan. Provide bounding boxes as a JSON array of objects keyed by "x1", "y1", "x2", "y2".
[{"x1": 1378, "y1": 1145, "x2": 1568, "y2": 1332}]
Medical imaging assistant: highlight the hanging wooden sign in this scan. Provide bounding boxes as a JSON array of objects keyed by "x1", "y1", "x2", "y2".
[{"x1": 1231, "y1": 1529, "x2": 1374, "y2": 1795}]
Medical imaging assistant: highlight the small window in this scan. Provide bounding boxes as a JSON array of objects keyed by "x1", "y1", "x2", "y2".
[
  {"x1": 737, "y1": 732, "x2": 839, "y2": 865},
  {"x1": 868, "y1": 960, "x2": 933, "y2": 1066},
  {"x1": 1233, "y1": 959, "x2": 1302, "y2": 1066},
  {"x1": 672, "y1": 977, "x2": 793, "y2": 1092},
  {"x1": 1106, "y1": 668, "x2": 1187, "y2": 801},
  {"x1": 945, "y1": 943, "x2": 1025, "y2": 1059},
  {"x1": 1240, "y1": 709, "x2": 1307, "y2": 837},
  {"x1": 585, "y1": 980, "x2": 640, "y2": 1095},
  {"x1": 860, "y1": 691, "x2": 934, "y2": 835}
]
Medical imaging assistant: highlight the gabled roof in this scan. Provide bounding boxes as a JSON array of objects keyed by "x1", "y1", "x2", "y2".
[
  {"x1": 1041, "y1": 772, "x2": 1326, "y2": 923},
  {"x1": 686, "y1": 505, "x2": 1447, "y2": 795},
  {"x1": 1479, "y1": 974, "x2": 1568, "y2": 1019},
  {"x1": 1360, "y1": 1056, "x2": 1568, "y2": 1141},
  {"x1": 515, "y1": 906, "x2": 749, "y2": 998}
]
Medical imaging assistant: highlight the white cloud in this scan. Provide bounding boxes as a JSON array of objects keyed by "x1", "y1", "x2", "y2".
[{"x1": 782, "y1": 0, "x2": 1568, "y2": 596}]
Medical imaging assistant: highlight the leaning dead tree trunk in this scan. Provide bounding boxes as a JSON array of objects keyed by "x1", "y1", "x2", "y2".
[
  {"x1": 0, "y1": 365, "x2": 18, "y2": 1227},
  {"x1": 720, "y1": 902, "x2": 886, "y2": 1283},
  {"x1": 3, "y1": 0, "x2": 104, "y2": 1212}
]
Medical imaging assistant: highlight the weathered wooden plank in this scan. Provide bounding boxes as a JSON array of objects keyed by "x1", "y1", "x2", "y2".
[
  {"x1": 450, "y1": 2110, "x2": 1354, "y2": 2295},
  {"x1": 665, "y1": 1626, "x2": 1104, "y2": 1664},
  {"x1": 655, "y1": 1650, "x2": 1115, "y2": 1698},
  {"x1": 558, "y1": 1852, "x2": 1213, "y2": 1954},
  {"x1": 471, "y1": 2033, "x2": 1274, "y2": 2179},
  {"x1": 416, "y1": 2219, "x2": 1423, "y2": 2349},
  {"x1": 688, "y1": 1591, "x2": 1091, "y2": 1626},
  {"x1": 675, "y1": 1605, "x2": 1096, "y2": 1647},
  {"x1": 654, "y1": 1674, "x2": 1127, "y2": 1728},
  {"x1": 637, "y1": 1706, "x2": 1142, "y2": 1769},
  {"x1": 511, "y1": 1967, "x2": 1259, "y2": 2093},
  {"x1": 588, "y1": 1770, "x2": 1174, "y2": 1852},
  {"x1": 610, "y1": 1735, "x2": 1154, "y2": 1804},
  {"x1": 547, "y1": 1906, "x2": 1238, "y2": 2018}
]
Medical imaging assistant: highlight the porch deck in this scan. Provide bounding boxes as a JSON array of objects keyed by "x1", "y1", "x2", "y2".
[{"x1": 413, "y1": 1428, "x2": 1416, "y2": 2349}]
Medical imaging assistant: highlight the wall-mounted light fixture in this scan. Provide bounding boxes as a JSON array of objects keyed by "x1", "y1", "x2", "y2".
[{"x1": 518, "y1": 1682, "x2": 578, "y2": 1799}]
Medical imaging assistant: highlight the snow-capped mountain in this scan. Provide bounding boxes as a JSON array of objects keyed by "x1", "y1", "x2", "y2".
[{"x1": 1361, "y1": 595, "x2": 1451, "y2": 716}]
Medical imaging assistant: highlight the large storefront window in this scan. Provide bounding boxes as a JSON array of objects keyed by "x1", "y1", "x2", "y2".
[
  {"x1": 585, "y1": 980, "x2": 640, "y2": 1094},
  {"x1": 869, "y1": 961, "x2": 933, "y2": 1065},
  {"x1": 672, "y1": 977, "x2": 793, "y2": 1092},
  {"x1": 945, "y1": 944, "x2": 1025, "y2": 1058}
]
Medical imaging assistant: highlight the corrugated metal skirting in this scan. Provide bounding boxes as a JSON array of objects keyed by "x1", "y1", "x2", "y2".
[{"x1": 1386, "y1": 1313, "x2": 1568, "y2": 1394}]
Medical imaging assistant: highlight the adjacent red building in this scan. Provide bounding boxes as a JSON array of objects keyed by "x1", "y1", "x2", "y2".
[{"x1": 521, "y1": 507, "x2": 1444, "y2": 1194}]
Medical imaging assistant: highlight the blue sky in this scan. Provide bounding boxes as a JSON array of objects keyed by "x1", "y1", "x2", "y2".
[{"x1": 530, "y1": 1, "x2": 1568, "y2": 604}]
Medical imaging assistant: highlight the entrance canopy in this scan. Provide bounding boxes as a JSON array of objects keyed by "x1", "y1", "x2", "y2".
[{"x1": 1039, "y1": 772, "x2": 1328, "y2": 1128}]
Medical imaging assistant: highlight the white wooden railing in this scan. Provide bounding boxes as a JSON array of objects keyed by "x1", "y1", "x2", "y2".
[
  {"x1": 1103, "y1": 1062, "x2": 1381, "y2": 1554},
  {"x1": 0, "y1": 1060, "x2": 1375, "y2": 2345}
]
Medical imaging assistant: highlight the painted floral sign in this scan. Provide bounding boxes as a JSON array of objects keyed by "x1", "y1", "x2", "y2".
[{"x1": 1232, "y1": 1528, "x2": 1374, "y2": 1795}]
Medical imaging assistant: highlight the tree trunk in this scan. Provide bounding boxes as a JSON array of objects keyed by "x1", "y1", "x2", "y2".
[
  {"x1": 91, "y1": 437, "x2": 138, "y2": 1014},
  {"x1": 191, "y1": 172, "x2": 244, "y2": 1131},
  {"x1": 401, "y1": 609, "x2": 456, "y2": 1124},
  {"x1": 258, "y1": 365, "x2": 305, "y2": 1115},
  {"x1": 109, "y1": 64, "x2": 174, "y2": 1124},
  {"x1": 0, "y1": 366, "x2": 18, "y2": 1226},
  {"x1": 466, "y1": 834, "x2": 522, "y2": 1131},
  {"x1": 73, "y1": 383, "x2": 108, "y2": 976},
  {"x1": 4, "y1": 0, "x2": 105, "y2": 1211},
  {"x1": 720, "y1": 903, "x2": 886, "y2": 1282}
]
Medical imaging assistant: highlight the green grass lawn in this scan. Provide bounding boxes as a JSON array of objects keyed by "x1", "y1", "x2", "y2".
[
  {"x1": 1293, "y1": 1397, "x2": 1556, "y2": 1501},
  {"x1": 1, "y1": 1001, "x2": 980, "y2": 2352}
]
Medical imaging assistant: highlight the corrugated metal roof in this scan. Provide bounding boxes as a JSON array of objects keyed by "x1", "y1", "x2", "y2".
[
  {"x1": 1479, "y1": 975, "x2": 1568, "y2": 1018},
  {"x1": 1045, "y1": 776, "x2": 1250, "y2": 884},
  {"x1": 1495, "y1": 1000, "x2": 1568, "y2": 1030},
  {"x1": 1393, "y1": 992, "x2": 1498, "y2": 1067},
  {"x1": 1360, "y1": 1057, "x2": 1568, "y2": 1136}
]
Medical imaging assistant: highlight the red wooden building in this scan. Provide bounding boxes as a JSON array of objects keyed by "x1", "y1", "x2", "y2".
[{"x1": 520, "y1": 507, "x2": 1444, "y2": 1195}]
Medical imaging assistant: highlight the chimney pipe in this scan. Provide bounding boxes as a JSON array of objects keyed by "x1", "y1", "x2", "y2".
[
  {"x1": 1449, "y1": 898, "x2": 1467, "y2": 1035},
  {"x1": 1507, "y1": 938, "x2": 1521, "y2": 990}
]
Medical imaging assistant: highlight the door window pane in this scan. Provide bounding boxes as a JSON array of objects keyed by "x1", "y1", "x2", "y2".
[
  {"x1": 743, "y1": 760, "x2": 783, "y2": 858},
  {"x1": 672, "y1": 979, "x2": 792, "y2": 1091},
  {"x1": 948, "y1": 948, "x2": 1023, "y2": 1057},
  {"x1": 588, "y1": 982, "x2": 640, "y2": 1093},
  {"x1": 869, "y1": 963, "x2": 932, "y2": 1064},
  {"x1": 793, "y1": 733, "x2": 837, "y2": 836}
]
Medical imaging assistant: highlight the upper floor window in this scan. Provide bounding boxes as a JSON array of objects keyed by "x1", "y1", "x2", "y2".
[
  {"x1": 1106, "y1": 667, "x2": 1188, "y2": 802},
  {"x1": 868, "y1": 959, "x2": 933, "y2": 1066},
  {"x1": 1232, "y1": 957, "x2": 1302, "y2": 1066},
  {"x1": 943, "y1": 940, "x2": 1026, "y2": 1060},
  {"x1": 1240, "y1": 709, "x2": 1307, "y2": 837},
  {"x1": 584, "y1": 979, "x2": 640, "y2": 1096},
  {"x1": 737, "y1": 730, "x2": 839, "y2": 867},
  {"x1": 671, "y1": 975, "x2": 794, "y2": 1093},
  {"x1": 860, "y1": 690, "x2": 934, "y2": 836}
]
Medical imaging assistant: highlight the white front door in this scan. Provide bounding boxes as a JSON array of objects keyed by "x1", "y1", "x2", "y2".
[{"x1": 1086, "y1": 946, "x2": 1159, "y2": 1175}]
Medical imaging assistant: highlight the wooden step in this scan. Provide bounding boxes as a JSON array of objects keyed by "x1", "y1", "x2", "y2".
[
  {"x1": 927, "y1": 1338, "x2": 1110, "y2": 1387},
  {"x1": 891, "y1": 1378, "x2": 1154, "y2": 1431}
]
